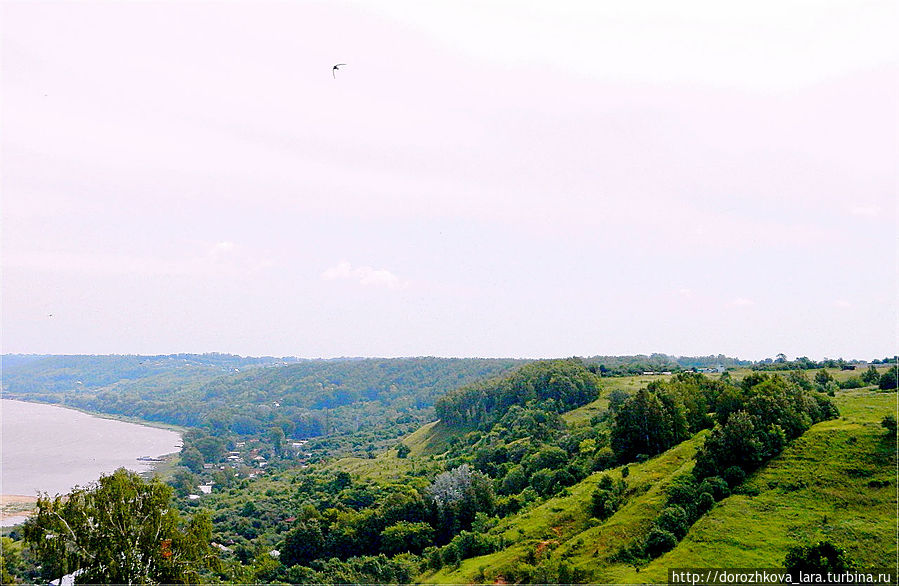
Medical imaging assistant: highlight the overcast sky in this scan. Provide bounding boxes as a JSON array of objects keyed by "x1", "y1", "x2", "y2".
[{"x1": 2, "y1": 0, "x2": 896, "y2": 360}]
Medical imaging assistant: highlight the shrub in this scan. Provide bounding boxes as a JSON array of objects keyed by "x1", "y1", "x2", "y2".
[
  {"x1": 591, "y1": 474, "x2": 627, "y2": 520},
  {"x1": 380, "y1": 521, "x2": 434, "y2": 555},
  {"x1": 593, "y1": 447, "x2": 616, "y2": 471},
  {"x1": 723, "y1": 465, "x2": 746, "y2": 488},
  {"x1": 425, "y1": 546, "x2": 442, "y2": 570},
  {"x1": 879, "y1": 366, "x2": 898, "y2": 390},
  {"x1": 644, "y1": 527, "x2": 677, "y2": 558},
  {"x1": 696, "y1": 491, "x2": 715, "y2": 515},
  {"x1": 882, "y1": 415, "x2": 897, "y2": 438},
  {"x1": 861, "y1": 366, "x2": 880, "y2": 385},
  {"x1": 698, "y1": 476, "x2": 730, "y2": 501},
  {"x1": 666, "y1": 474, "x2": 698, "y2": 520},
  {"x1": 654, "y1": 505, "x2": 689, "y2": 539},
  {"x1": 784, "y1": 541, "x2": 855, "y2": 574}
]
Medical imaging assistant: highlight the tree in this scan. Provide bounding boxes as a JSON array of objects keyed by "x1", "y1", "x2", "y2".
[
  {"x1": 860, "y1": 365, "x2": 880, "y2": 385},
  {"x1": 179, "y1": 446, "x2": 204, "y2": 474},
  {"x1": 1, "y1": 536, "x2": 23, "y2": 584},
  {"x1": 654, "y1": 505, "x2": 689, "y2": 539},
  {"x1": 396, "y1": 443, "x2": 411, "y2": 459},
  {"x1": 380, "y1": 521, "x2": 434, "y2": 555},
  {"x1": 784, "y1": 541, "x2": 855, "y2": 574},
  {"x1": 268, "y1": 426, "x2": 286, "y2": 458},
  {"x1": 879, "y1": 366, "x2": 899, "y2": 390},
  {"x1": 23, "y1": 468, "x2": 215, "y2": 584},
  {"x1": 644, "y1": 527, "x2": 677, "y2": 557},
  {"x1": 814, "y1": 369, "x2": 833, "y2": 387},
  {"x1": 281, "y1": 520, "x2": 325, "y2": 567},
  {"x1": 591, "y1": 474, "x2": 626, "y2": 520},
  {"x1": 170, "y1": 469, "x2": 198, "y2": 498},
  {"x1": 427, "y1": 465, "x2": 495, "y2": 541},
  {"x1": 611, "y1": 387, "x2": 689, "y2": 462}
]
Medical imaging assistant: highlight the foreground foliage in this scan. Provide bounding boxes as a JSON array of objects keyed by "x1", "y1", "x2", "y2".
[{"x1": 23, "y1": 469, "x2": 215, "y2": 584}]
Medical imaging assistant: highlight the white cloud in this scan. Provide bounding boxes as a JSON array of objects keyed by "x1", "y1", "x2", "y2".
[
  {"x1": 833, "y1": 299, "x2": 853, "y2": 308},
  {"x1": 321, "y1": 261, "x2": 408, "y2": 290}
]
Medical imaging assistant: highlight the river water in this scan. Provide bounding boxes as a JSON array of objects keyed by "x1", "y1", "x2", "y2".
[{"x1": 0, "y1": 398, "x2": 182, "y2": 524}]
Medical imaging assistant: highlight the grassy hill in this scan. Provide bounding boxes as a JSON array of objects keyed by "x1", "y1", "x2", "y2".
[
  {"x1": 424, "y1": 387, "x2": 896, "y2": 583},
  {"x1": 615, "y1": 388, "x2": 896, "y2": 582},
  {"x1": 420, "y1": 432, "x2": 707, "y2": 583}
]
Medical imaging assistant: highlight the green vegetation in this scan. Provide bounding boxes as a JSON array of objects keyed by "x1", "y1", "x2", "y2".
[
  {"x1": 22, "y1": 469, "x2": 216, "y2": 584},
  {"x1": 784, "y1": 541, "x2": 856, "y2": 574},
  {"x1": 2, "y1": 354, "x2": 894, "y2": 584},
  {"x1": 435, "y1": 358, "x2": 601, "y2": 426},
  {"x1": 2, "y1": 355, "x2": 524, "y2": 460}
]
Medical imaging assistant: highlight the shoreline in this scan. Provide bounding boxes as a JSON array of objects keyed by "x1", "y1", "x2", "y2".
[
  {"x1": 0, "y1": 494, "x2": 37, "y2": 524},
  {"x1": 1, "y1": 398, "x2": 184, "y2": 497},
  {"x1": 0, "y1": 396, "x2": 187, "y2": 434}
]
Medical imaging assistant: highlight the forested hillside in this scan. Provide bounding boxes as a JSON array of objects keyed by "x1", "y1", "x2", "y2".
[
  {"x1": 2, "y1": 357, "x2": 894, "y2": 585},
  {"x1": 0, "y1": 354, "x2": 524, "y2": 448}
]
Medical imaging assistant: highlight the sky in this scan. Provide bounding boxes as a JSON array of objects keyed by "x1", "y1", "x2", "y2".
[{"x1": 1, "y1": 0, "x2": 896, "y2": 361}]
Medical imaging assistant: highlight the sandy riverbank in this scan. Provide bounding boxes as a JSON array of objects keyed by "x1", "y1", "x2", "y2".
[{"x1": 0, "y1": 494, "x2": 37, "y2": 524}]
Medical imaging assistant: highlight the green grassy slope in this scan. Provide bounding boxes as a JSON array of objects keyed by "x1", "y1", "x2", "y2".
[
  {"x1": 420, "y1": 432, "x2": 708, "y2": 584},
  {"x1": 614, "y1": 389, "x2": 896, "y2": 582},
  {"x1": 423, "y1": 388, "x2": 896, "y2": 584},
  {"x1": 401, "y1": 420, "x2": 474, "y2": 458}
]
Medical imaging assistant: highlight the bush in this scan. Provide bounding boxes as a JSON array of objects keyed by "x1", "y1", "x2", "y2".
[
  {"x1": 882, "y1": 415, "x2": 897, "y2": 438},
  {"x1": 441, "y1": 541, "x2": 461, "y2": 568},
  {"x1": 666, "y1": 474, "x2": 698, "y2": 520},
  {"x1": 723, "y1": 465, "x2": 746, "y2": 488},
  {"x1": 444, "y1": 530, "x2": 500, "y2": 561},
  {"x1": 593, "y1": 447, "x2": 616, "y2": 471},
  {"x1": 698, "y1": 476, "x2": 730, "y2": 501},
  {"x1": 696, "y1": 491, "x2": 715, "y2": 515},
  {"x1": 838, "y1": 377, "x2": 864, "y2": 390},
  {"x1": 425, "y1": 546, "x2": 442, "y2": 570},
  {"x1": 499, "y1": 465, "x2": 529, "y2": 496},
  {"x1": 380, "y1": 521, "x2": 434, "y2": 555},
  {"x1": 879, "y1": 366, "x2": 898, "y2": 390},
  {"x1": 530, "y1": 468, "x2": 560, "y2": 497},
  {"x1": 654, "y1": 505, "x2": 689, "y2": 539},
  {"x1": 784, "y1": 541, "x2": 855, "y2": 574},
  {"x1": 861, "y1": 366, "x2": 880, "y2": 385},
  {"x1": 644, "y1": 527, "x2": 677, "y2": 558},
  {"x1": 591, "y1": 474, "x2": 627, "y2": 520}
]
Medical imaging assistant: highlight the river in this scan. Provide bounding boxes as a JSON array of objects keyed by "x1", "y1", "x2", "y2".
[{"x1": 0, "y1": 398, "x2": 182, "y2": 525}]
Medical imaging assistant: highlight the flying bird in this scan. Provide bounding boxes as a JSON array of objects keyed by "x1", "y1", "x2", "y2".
[{"x1": 332, "y1": 63, "x2": 346, "y2": 78}]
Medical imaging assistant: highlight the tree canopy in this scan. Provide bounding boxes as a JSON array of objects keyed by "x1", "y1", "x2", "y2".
[{"x1": 23, "y1": 468, "x2": 215, "y2": 584}]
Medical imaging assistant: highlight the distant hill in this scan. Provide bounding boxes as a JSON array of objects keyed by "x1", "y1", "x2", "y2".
[
  {"x1": 0, "y1": 354, "x2": 525, "y2": 443},
  {"x1": 0, "y1": 353, "x2": 294, "y2": 394}
]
